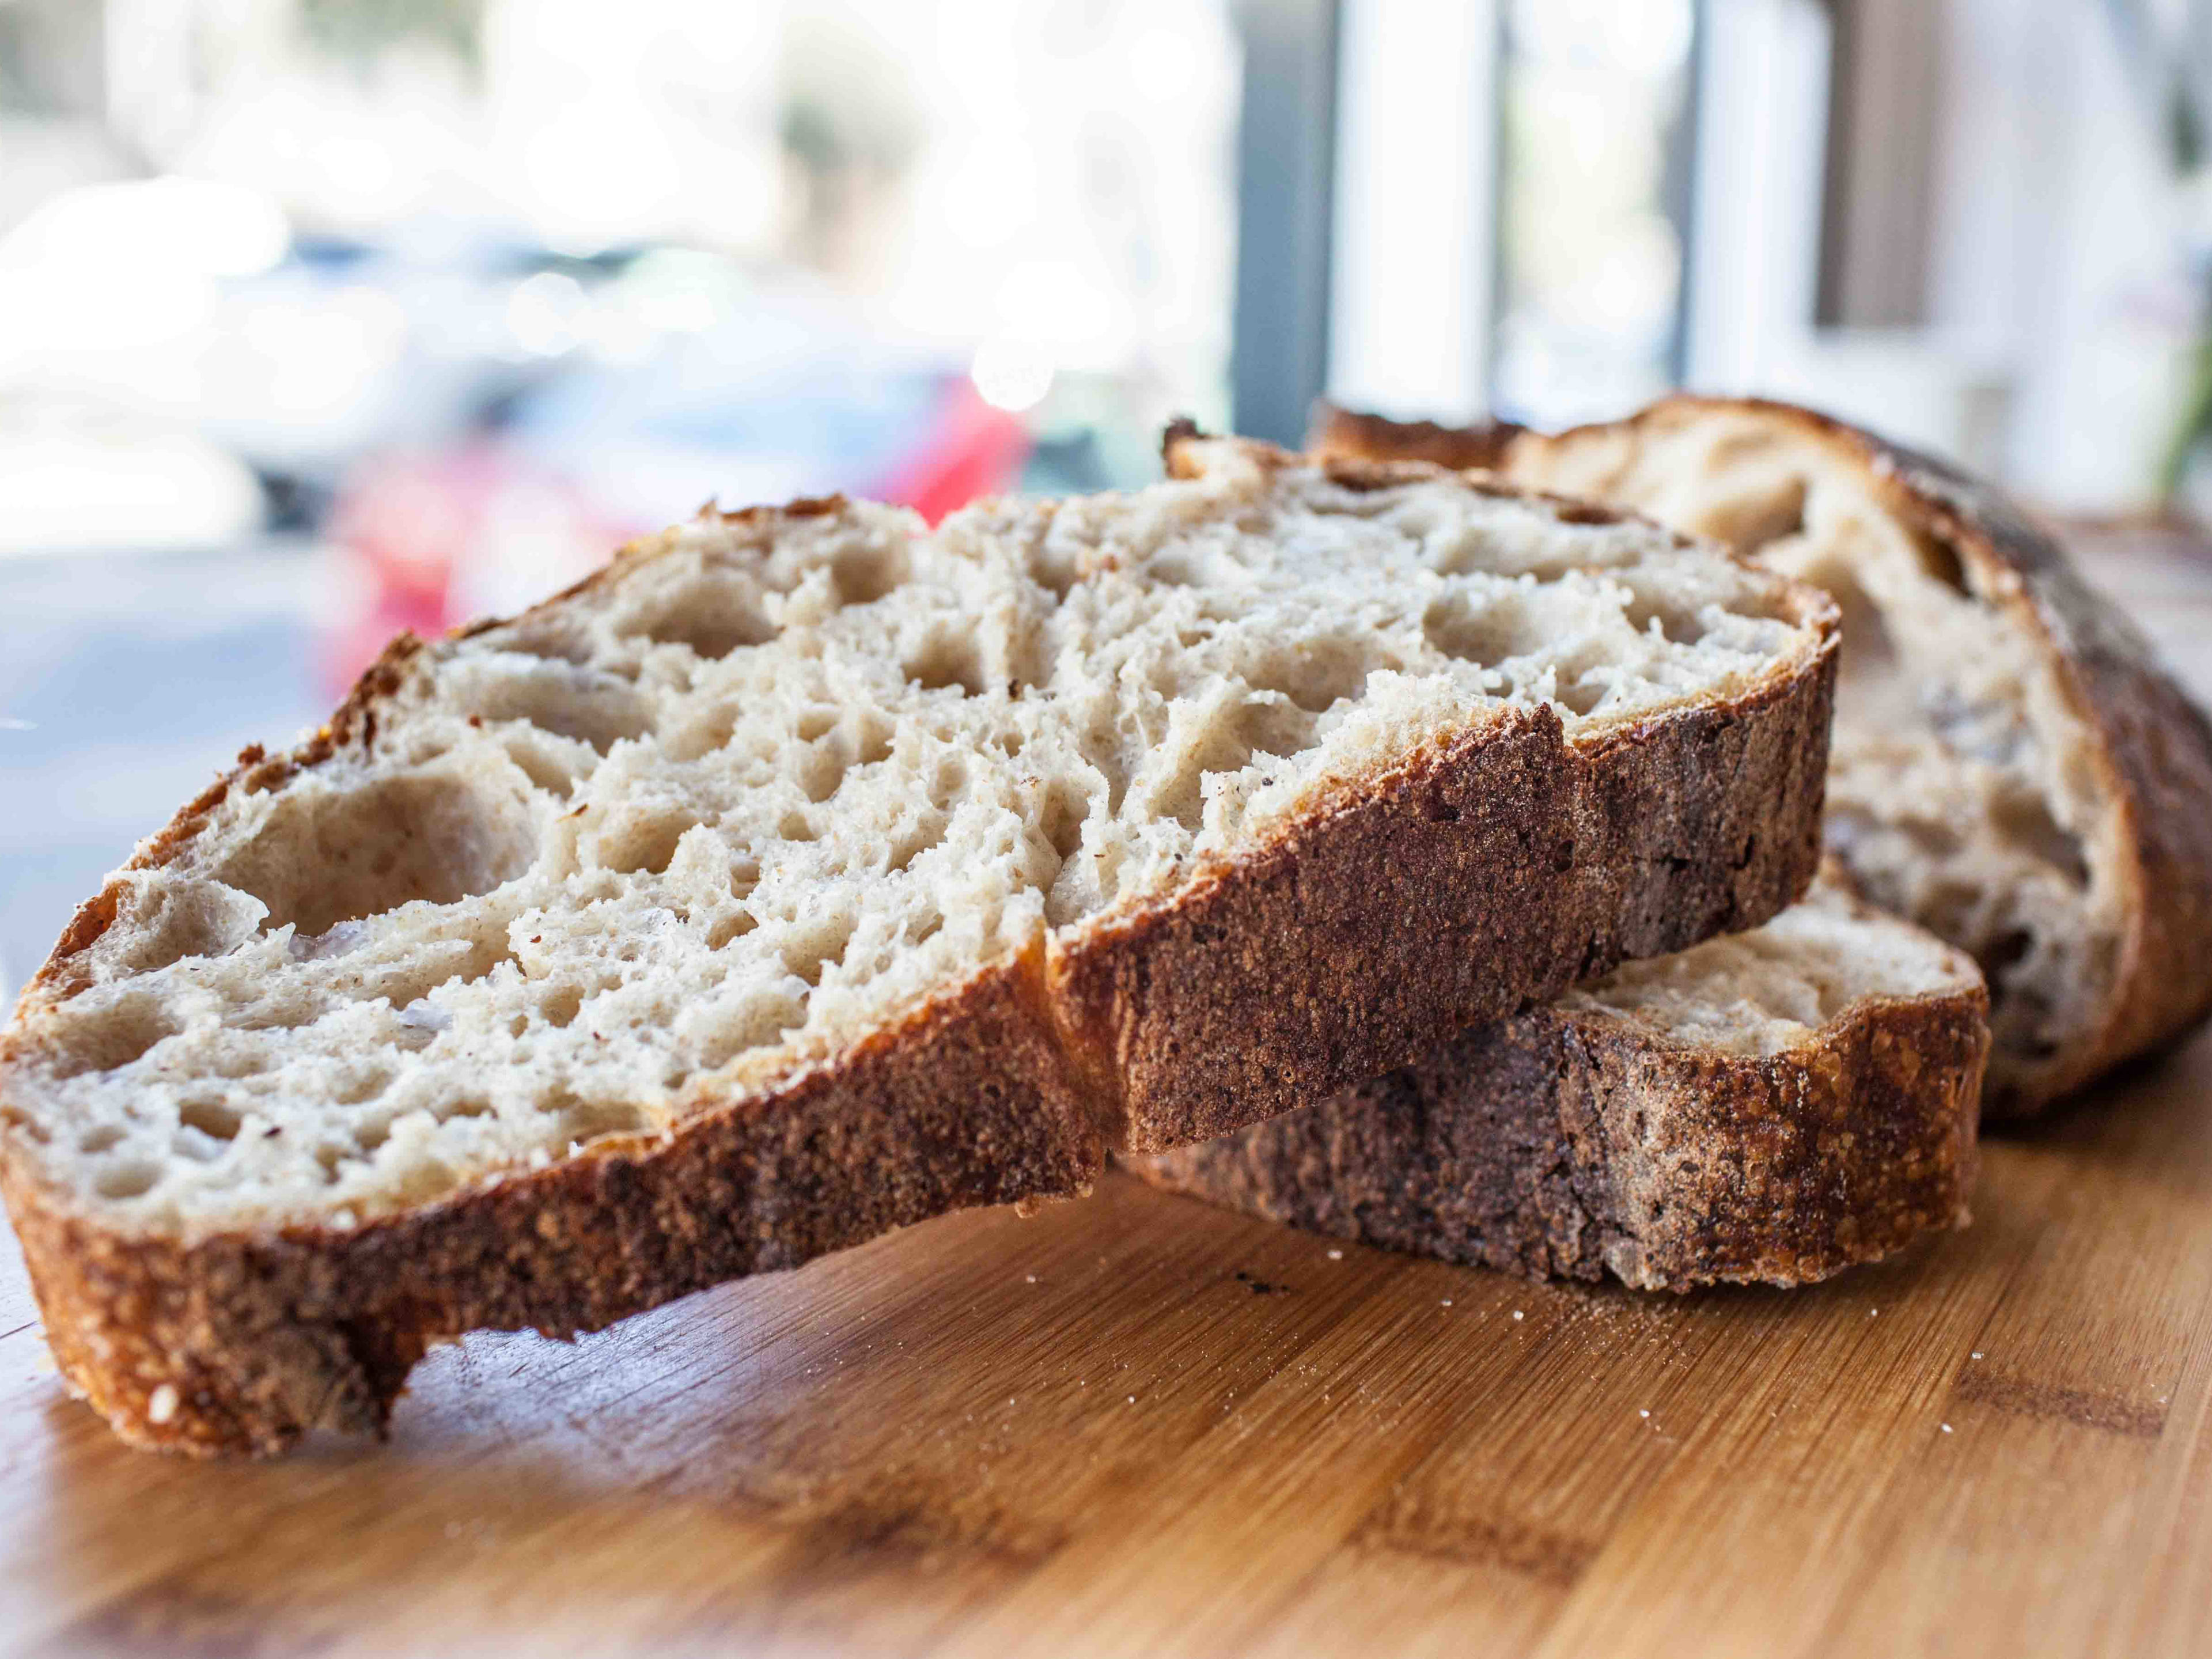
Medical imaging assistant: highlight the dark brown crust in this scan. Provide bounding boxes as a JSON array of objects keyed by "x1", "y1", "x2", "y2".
[
  {"x1": 1309, "y1": 402, "x2": 1523, "y2": 473},
  {"x1": 1314, "y1": 395, "x2": 2212, "y2": 1116},
  {"x1": 0, "y1": 467, "x2": 1838, "y2": 1454},
  {"x1": 1128, "y1": 974, "x2": 1987, "y2": 1291}
]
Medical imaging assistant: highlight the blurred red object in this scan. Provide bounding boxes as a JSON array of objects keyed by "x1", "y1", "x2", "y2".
[
  {"x1": 321, "y1": 444, "x2": 624, "y2": 697},
  {"x1": 320, "y1": 382, "x2": 1031, "y2": 695},
  {"x1": 877, "y1": 380, "x2": 1035, "y2": 526}
]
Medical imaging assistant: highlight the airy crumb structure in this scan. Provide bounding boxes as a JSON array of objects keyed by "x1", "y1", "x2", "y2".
[
  {"x1": 0, "y1": 434, "x2": 1836, "y2": 1453},
  {"x1": 1130, "y1": 876, "x2": 1988, "y2": 1289},
  {"x1": 1562, "y1": 879, "x2": 1972, "y2": 1056},
  {"x1": 1316, "y1": 397, "x2": 2212, "y2": 1114}
]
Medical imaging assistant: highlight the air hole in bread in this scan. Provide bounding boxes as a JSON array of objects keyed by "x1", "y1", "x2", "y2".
[
  {"x1": 373, "y1": 935, "x2": 511, "y2": 1014},
  {"x1": 47, "y1": 993, "x2": 177, "y2": 1080},
  {"x1": 706, "y1": 910, "x2": 758, "y2": 949},
  {"x1": 1695, "y1": 475, "x2": 1807, "y2": 554},
  {"x1": 1025, "y1": 541, "x2": 1082, "y2": 600},
  {"x1": 1922, "y1": 685, "x2": 2028, "y2": 767},
  {"x1": 502, "y1": 736, "x2": 581, "y2": 800},
  {"x1": 393, "y1": 1159, "x2": 458, "y2": 1206},
  {"x1": 206, "y1": 1043, "x2": 275, "y2": 1080},
  {"x1": 391, "y1": 999, "x2": 450, "y2": 1051},
  {"x1": 1244, "y1": 647, "x2": 1373, "y2": 713},
  {"x1": 1991, "y1": 789, "x2": 2089, "y2": 886},
  {"x1": 1423, "y1": 593, "x2": 1536, "y2": 668},
  {"x1": 1154, "y1": 708, "x2": 1275, "y2": 834},
  {"x1": 885, "y1": 813, "x2": 947, "y2": 875},
  {"x1": 557, "y1": 1095, "x2": 647, "y2": 1145},
  {"x1": 1623, "y1": 588, "x2": 1710, "y2": 647},
  {"x1": 1077, "y1": 730, "x2": 1132, "y2": 817},
  {"x1": 94, "y1": 1161, "x2": 160, "y2": 1200},
  {"x1": 109, "y1": 881, "x2": 264, "y2": 978},
  {"x1": 904, "y1": 635, "x2": 985, "y2": 698},
  {"x1": 1040, "y1": 782, "x2": 1091, "y2": 863},
  {"x1": 782, "y1": 913, "x2": 857, "y2": 988},
  {"x1": 453, "y1": 660, "x2": 651, "y2": 753},
  {"x1": 1825, "y1": 805, "x2": 1960, "y2": 862},
  {"x1": 179, "y1": 1097, "x2": 243, "y2": 1142},
  {"x1": 232, "y1": 995, "x2": 319, "y2": 1035},
  {"x1": 594, "y1": 806, "x2": 699, "y2": 876},
  {"x1": 1917, "y1": 529, "x2": 1971, "y2": 597},
  {"x1": 929, "y1": 757, "x2": 968, "y2": 810},
  {"x1": 799, "y1": 744, "x2": 849, "y2": 804},
  {"x1": 437, "y1": 1097, "x2": 492, "y2": 1123},
  {"x1": 1980, "y1": 927, "x2": 2034, "y2": 978},
  {"x1": 217, "y1": 767, "x2": 537, "y2": 938},
  {"x1": 617, "y1": 589, "x2": 774, "y2": 659},
  {"x1": 497, "y1": 620, "x2": 597, "y2": 666},
  {"x1": 540, "y1": 984, "x2": 586, "y2": 1028},
  {"x1": 333, "y1": 1067, "x2": 392, "y2": 1106},
  {"x1": 688, "y1": 991, "x2": 807, "y2": 1070},
  {"x1": 1555, "y1": 676, "x2": 1608, "y2": 717},
  {"x1": 777, "y1": 809, "x2": 816, "y2": 843},
  {"x1": 1815, "y1": 566, "x2": 1899, "y2": 704},
  {"x1": 832, "y1": 548, "x2": 907, "y2": 608},
  {"x1": 660, "y1": 703, "x2": 736, "y2": 764},
  {"x1": 78, "y1": 1126, "x2": 123, "y2": 1155},
  {"x1": 1240, "y1": 695, "x2": 1322, "y2": 760}
]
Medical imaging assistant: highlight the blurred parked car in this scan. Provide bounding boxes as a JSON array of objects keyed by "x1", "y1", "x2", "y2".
[{"x1": 320, "y1": 271, "x2": 1031, "y2": 692}]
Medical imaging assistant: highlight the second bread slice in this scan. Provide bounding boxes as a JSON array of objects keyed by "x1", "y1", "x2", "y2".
[{"x1": 1128, "y1": 876, "x2": 1986, "y2": 1290}]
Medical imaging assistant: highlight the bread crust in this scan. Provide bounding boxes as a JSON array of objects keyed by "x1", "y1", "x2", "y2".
[
  {"x1": 1313, "y1": 396, "x2": 2212, "y2": 1115},
  {"x1": 0, "y1": 465, "x2": 1838, "y2": 1455},
  {"x1": 1127, "y1": 951, "x2": 1987, "y2": 1291}
]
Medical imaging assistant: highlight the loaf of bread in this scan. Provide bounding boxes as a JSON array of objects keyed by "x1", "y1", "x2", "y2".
[
  {"x1": 1316, "y1": 397, "x2": 2212, "y2": 1114},
  {"x1": 1129, "y1": 873, "x2": 1986, "y2": 1289},
  {"x1": 0, "y1": 433, "x2": 1836, "y2": 1453}
]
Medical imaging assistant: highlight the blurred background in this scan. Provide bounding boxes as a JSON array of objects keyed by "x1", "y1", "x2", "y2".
[{"x1": 2, "y1": 0, "x2": 2211, "y2": 1005}]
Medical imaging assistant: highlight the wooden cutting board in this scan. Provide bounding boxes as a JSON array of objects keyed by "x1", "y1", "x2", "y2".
[
  {"x1": 4, "y1": 522, "x2": 2210, "y2": 1659},
  {"x1": 4, "y1": 1040, "x2": 2210, "y2": 1659}
]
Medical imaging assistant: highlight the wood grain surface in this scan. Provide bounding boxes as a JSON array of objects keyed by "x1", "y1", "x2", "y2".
[{"x1": 3, "y1": 518, "x2": 2210, "y2": 1659}]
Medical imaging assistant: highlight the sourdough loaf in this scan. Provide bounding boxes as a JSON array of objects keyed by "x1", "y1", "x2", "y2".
[
  {"x1": 0, "y1": 433, "x2": 1835, "y2": 1453},
  {"x1": 1130, "y1": 874, "x2": 1986, "y2": 1289},
  {"x1": 1316, "y1": 397, "x2": 2212, "y2": 1115}
]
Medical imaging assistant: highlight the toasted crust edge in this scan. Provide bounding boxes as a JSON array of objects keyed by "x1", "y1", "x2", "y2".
[
  {"x1": 1, "y1": 459, "x2": 1838, "y2": 1453},
  {"x1": 1313, "y1": 395, "x2": 2212, "y2": 1116},
  {"x1": 1127, "y1": 960, "x2": 1988, "y2": 1291}
]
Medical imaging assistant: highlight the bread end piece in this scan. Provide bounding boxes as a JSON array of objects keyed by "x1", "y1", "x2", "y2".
[
  {"x1": 1130, "y1": 910, "x2": 1986, "y2": 1291},
  {"x1": 1312, "y1": 394, "x2": 2212, "y2": 1118}
]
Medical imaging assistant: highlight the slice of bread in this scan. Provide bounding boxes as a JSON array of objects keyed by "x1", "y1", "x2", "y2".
[
  {"x1": 1128, "y1": 873, "x2": 1986, "y2": 1290},
  {"x1": 0, "y1": 433, "x2": 1836, "y2": 1454},
  {"x1": 1316, "y1": 396, "x2": 2212, "y2": 1115}
]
